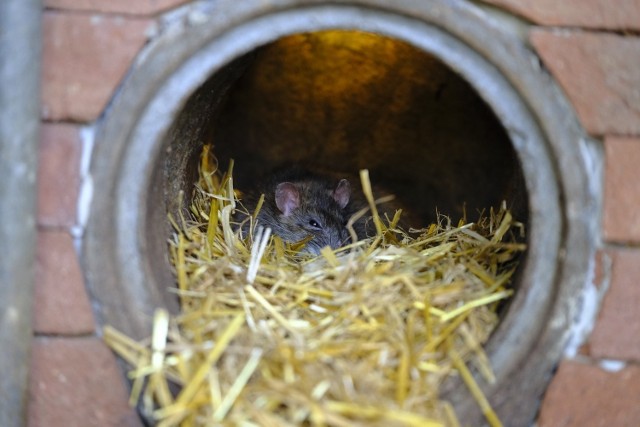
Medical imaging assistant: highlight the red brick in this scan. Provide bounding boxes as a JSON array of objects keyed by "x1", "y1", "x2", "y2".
[
  {"x1": 589, "y1": 248, "x2": 640, "y2": 361},
  {"x1": 42, "y1": 12, "x2": 153, "y2": 122},
  {"x1": 28, "y1": 336, "x2": 140, "y2": 427},
  {"x1": 37, "y1": 123, "x2": 81, "y2": 228},
  {"x1": 530, "y1": 30, "x2": 640, "y2": 136},
  {"x1": 538, "y1": 359, "x2": 640, "y2": 427},
  {"x1": 482, "y1": 0, "x2": 640, "y2": 31},
  {"x1": 602, "y1": 137, "x2": 640, "y2": 243},
  {"x1": 34, "y1": 230, "x2": 95, "y2": 335},
  {"x1": 45, "y1": 0, "x2": 189, "y2": 15}
]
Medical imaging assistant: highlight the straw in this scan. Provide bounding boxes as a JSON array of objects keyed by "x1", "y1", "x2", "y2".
[{"x1": 105, "y1": 145, "x2": 526, "y2": 426}]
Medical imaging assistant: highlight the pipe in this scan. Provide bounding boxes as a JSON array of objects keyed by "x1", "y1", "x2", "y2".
[{"x1": 0, "y1": 0, "x2": 42, "y2": 425}]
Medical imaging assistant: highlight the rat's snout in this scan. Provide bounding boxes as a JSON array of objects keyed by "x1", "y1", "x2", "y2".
[{"x1": 328, "y1": 230, "x2": 350, "y2": 251}]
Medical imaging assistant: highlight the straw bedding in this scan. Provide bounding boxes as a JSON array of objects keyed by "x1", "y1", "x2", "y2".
[{"x1": 105, "y1": 145, "x2": 526, "y2": 426}]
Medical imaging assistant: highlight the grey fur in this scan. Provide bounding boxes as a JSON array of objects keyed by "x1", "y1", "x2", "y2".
[{"x1": 237, "y1": 169, "x2": 357, "y2": 255}]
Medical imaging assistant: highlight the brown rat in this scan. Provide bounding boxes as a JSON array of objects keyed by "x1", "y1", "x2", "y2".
[
  {"x1": 235, "y1": 167, "x2": 411, "y2": 255},
  {"x1": 236, "y1": 168, "x2": 354, "y2": 255}
]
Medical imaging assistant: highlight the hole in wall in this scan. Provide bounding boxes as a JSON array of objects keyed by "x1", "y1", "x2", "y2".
[
  {"x1": 84, "y1": 2, "x2": 595, "y2": 425},
  {"x1": 155, "y1": 27, "x2": 530, "y2": 415}
]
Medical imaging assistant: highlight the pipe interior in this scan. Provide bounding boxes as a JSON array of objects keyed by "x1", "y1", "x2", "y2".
[{"x1": 162, "y1": 29, "x2": 529, "y2": 285}]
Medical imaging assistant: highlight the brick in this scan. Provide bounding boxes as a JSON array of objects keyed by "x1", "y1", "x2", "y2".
[
  {"x1": 589, "y1": 248, "x2": 640, "y2": 361},
  {"x1": 530, "y1": 30, "x2": 640, "y2": 136},
  {"x1": 45, "y1": 0, "x2": 189, "y2": 15},
  {"x1": 28, "y1": 336, "x2": 141, "y2": 427},
  {"x1": 482, "y1": 0, "x2": 640, "y2": 31},
  {"x1": 602, "y1": 137, "x2": 640, "y2": 243},
  {"x1": 538, "y1": 359, "x2": 640, "y2": 427},
  {"x1": 42, "y1": 12, "x2": 153, "y2": 122},
  {"x1": 37, "y1": 123, "x2": 81, "y2": 228},
  {"x1": 34, "y1": 230, "x2": 95, "y2": 335}
]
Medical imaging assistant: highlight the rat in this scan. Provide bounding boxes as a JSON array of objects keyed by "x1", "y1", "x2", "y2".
[{"x1": 236, "y1": 168, "x2": 356, "y2": 255}]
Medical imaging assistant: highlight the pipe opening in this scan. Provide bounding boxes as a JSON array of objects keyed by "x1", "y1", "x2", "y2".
[{"x1": 85, "y1": 5, "x2": 596, "y2": 423}]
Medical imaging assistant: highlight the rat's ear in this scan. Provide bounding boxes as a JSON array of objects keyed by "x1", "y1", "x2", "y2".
[
  {"x1": 333, "y1": 179, "x2": 351, "y2": 209},
  {"x1": 275, "y1": 182, "x2": 300, "y2": 216}
]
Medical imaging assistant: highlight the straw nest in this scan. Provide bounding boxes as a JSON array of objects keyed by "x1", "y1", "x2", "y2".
[{"x1": 105, "y1": 145, "x2": 526, "y2": 427}]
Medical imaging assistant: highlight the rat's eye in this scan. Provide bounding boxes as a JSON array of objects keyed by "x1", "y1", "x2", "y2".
[{"x1": 308, "y1": 219, "x2": 322, "y2": 229}]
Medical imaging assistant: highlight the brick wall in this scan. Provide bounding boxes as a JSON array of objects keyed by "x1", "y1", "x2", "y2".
[
  {"x1": 31, "y1": 0, "x2": 640, "y2": 425},
  {"x1": 31, "y1": 2, "x2": 184, "y2": 426},
  {"x1": 491, "y1": 1, "x2": 640, "y2": 425}
]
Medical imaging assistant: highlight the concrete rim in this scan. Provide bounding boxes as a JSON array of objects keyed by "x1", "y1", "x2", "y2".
[{"x1": 84, "y1": 1, "x2": 596, "y2": 424}]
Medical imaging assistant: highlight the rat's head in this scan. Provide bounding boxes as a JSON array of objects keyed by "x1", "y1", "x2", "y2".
[{"x1": 274, "y1": 179, "x2": 351, "y2": 255}]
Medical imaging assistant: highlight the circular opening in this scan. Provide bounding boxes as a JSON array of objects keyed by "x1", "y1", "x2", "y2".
[
  {"x1": 85, "y1": 2, "x2": 595, "y2": 425},
  {"x1": 160, "y1": 27, "x2": 530, "y2": 418}
]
